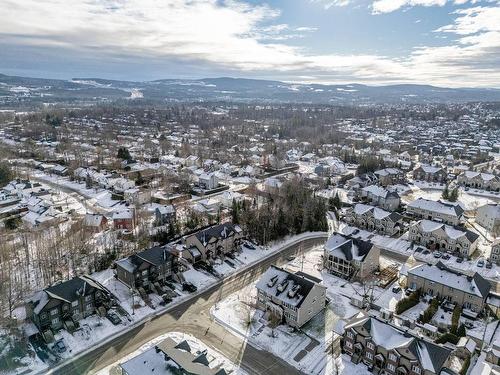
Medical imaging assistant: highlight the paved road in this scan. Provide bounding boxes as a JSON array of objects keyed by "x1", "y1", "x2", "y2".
[{"x1": 49, "y1": 235, "x2": 328, "y2": 375}]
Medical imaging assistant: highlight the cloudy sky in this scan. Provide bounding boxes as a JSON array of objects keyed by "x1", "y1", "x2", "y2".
[{"x1": 1, "y1": 0, "x2": 499, "y2": 87}]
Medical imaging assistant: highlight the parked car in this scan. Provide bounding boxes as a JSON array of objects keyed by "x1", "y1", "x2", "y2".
[
  {"x1": 106, "y1": 311, "x2": 122, "y2": 325},
  {"x1": 441, "y1": 254, "x2": 450, "y2": 260},
  {"x1": 182, "y1": 282, "x2": 197, "y2": 293},
  {"x1": 53, "y1": 339, "x2": 66, "y2": 353},
  {"x1": 392, "y1": 286, "x2": 401, "y2": 293},
  {"x1": 433, "y1": 251, "x2": 442, "y2": 258},
  {"x1": 243, "y1": 241, "x2": 256, "y2": 250},
  {"x1": 486, "y1": 261, "x2": 493, "y2": 269},
  {"x1": 456, "y1": 257, "x2": 464, "y2": 263},
  {"x1": 477, "y1": 259, "x2": 485, "y2": 268}
]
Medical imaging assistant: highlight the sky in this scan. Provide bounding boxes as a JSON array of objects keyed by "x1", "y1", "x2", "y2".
[{"x1": 0, "y1": 0, "x2": 499, "y2": 87}]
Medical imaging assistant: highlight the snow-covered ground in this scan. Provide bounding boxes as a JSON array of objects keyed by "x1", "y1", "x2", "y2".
[
  {"x1": 210, "y1": 246, "x2": 400, "y2": 374},
  {"x1": 94, "y1": 332, "x2": 247, "y2": 375}
]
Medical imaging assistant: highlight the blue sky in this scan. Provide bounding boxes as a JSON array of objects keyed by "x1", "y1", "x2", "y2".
[{"x1": 0, "y1": 0, "x2": 499, "y2": 87}]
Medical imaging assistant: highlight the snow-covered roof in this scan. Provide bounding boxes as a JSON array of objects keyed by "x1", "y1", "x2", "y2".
[
  {"x1": 255, "y1": 265, "x2": 322, "y2": 308},
  {"x1": 408, "y1": 198, "x2": 464, "y2": 218},
  {"x1": 415, "y1": 219, "x2": 478, "y2": 243},
  {"x1": 324, "y1": 233, "x2": 374, "y2": 262},
  {"x1": 408, "y1": 262, "x2": 490, "y2": 298}
]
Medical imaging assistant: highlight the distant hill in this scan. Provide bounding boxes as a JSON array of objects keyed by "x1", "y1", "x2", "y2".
[{"x1": 1, "y1": 73, "x2": 500, "y2": 106}]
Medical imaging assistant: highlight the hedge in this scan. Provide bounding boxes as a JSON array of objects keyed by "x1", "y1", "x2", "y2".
[
  {"x1": 451, "y1": 305, "x2": 462, "y2": 334},
  {"x1": 460, "y1": 355, "x2": 470, "y2": 375},
  {"x1": 396, "y1": 290, "x2": 420, "y2": 315},
  {"x1": 420, "y1": 298, "x2": 439, "y2": 324},
  {"x1": 435, "y1": 332, "x2": 460, "y2": 345}
]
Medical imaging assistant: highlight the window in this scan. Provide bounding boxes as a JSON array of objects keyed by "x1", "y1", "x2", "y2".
[
  {"x1": 85, "y1": 295, "x2": 91, "y2": 302},
  {"x1": 389, "y1": 353, "x2": 397, "y2": 362},
  {"x1": 51, "y1": 317, "x2": 59, "y2": 325},
  {"x1": 50, "y1": 308, "x2": 58, "y2": 316},
  {"x1": 72, "y1": 300, "x2": 79, "y2": 307},
  {"x1": 387, "y1": 364, "x2": 395, "y2": 372},
  {"x1": 367, "y1": 342, "x2": 374, "y2": 350},
  {"x1": 366, "y1": 352, "x2": 373, "y2": 360},
  {"x1": 412, "y1": 366, "x2": 421, "y2": 374},
  {"x1": 345, "y1": 341, "x2": 352, "y2": 349},
  {"x1": 347, "y1": 332, "x2": 354, "y2": 339}
]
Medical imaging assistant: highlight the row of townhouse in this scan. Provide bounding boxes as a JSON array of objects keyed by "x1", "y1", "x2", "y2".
[
  {"x1": 255, "y1": 265, "x2": 326, "y2": 328},
  {"x1": 412, "y1": 165, "x2": 448, "y2": 183},
  {"x1": 407, "y1": 198, "x2": 465, "y2": 226},
  {"x1": 342, "y1": 312, "x2": 454, "y2": 375},
  {"x1": 360, "y1": 185, "x2": 401, "y2": 211},
  {"x1": 409, "y1": 219, "x2": 479, "y2": 258},
  {"x1": 457, "y1": 171, "x2": 500, "y2": 191},
  {"x1": 26, "y1": 276, "x2": 112, "y2": 338},
  {"x1": 476, "y1": 203, "x2": 500, "y2": 235},
  {"x1": 345, "y1": 203, "x2": 403, "y2": 236},
  {"x1": 406, "y1": 261, "x2": 490, "y2": 315},
  {"x1": 323, "y1": 233, "x2": 380, "y2": 280},
  {"x1": 115, "y1": 245, "x2": 177, "y2": 291}
]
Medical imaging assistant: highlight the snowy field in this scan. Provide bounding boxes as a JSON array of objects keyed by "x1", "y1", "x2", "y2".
[{"x1": 94, "y1": 332, "x2": 248, "y2": 375}]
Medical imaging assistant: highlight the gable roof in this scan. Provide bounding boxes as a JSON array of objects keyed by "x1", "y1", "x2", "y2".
[
  {"x1": 345, "y1": 313, "x2": 452, "y2": 373},
  {"x1": 324, "y1": 233, "x2": 374, "y2": 262}
]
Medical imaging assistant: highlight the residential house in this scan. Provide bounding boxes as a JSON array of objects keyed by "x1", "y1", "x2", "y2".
[
  {"x1": 198, "y1": 173, "x2": 218, "y2": 190},
  {"x1": 255, "y1": 265, "x2": 326, "y2": 328},
  {"x1": 407, "y1": 261, "x2": 490, "y2": 314},
  {"x1": 374, "y1": 168, "x2": 406, "y2": 187},
  {"x1": 345, "y1": 203, "x2": 403, "y2": 236},
  {"x1": 120, "y1": 337, "x2": 228, "y2": 375},
  {"x1": 457, "y1": 171, "x2": 500, "y2": 191},
  {"x1": 84, "y1": 213, "x2": 108, "y2": 232},
  {"x1": 476, "y1": 204, "x2": 500, "y2": 235},
  {"x1": 26, "y1": 276, "x2": 111, "y2": 334},
  {"x1": 491, "y1": 239, "x2": 500, "y2": 265},
  {"x1": 112, "y1": 208, "x2": 135, "y2": 231},
  {"x1": 413, "y1": 165, "x2": 447, "y2": 183},
  {"x1": 115, "y1": 245, "x2": 176, "y2": 290},
  {"x1": 360, "y1": 185, "x2": 400, "y2": 211},
  {"x1": 409, "y1": 219, "x2": 479, "y2": 257},
  {"x1": 155, "y1": 205, "x2": 176, "y2": 226},
  {"x1": 182, "y1": 223, "x2": 244, "y2": 262},
  {"x1": 342, "y1": 312, "x2": 453, "y2": 375},
  {"x1": 323, "y1": 233, "x2": 380, "y2": 280},
  {"x1": 219, "y1": 190, "x2": 244, "y2": 208},
  {"x1": 407, "y1": 198, "x2": 465, "y2": 226}
]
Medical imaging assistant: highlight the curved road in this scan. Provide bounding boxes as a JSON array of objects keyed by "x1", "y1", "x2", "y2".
[{"x1": 49, "y1": 235, "x2": 328, "y2": 375}]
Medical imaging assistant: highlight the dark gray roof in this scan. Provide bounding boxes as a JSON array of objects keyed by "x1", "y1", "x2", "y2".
[
  {"x1": 131, "y1": 245, "x2": 173, "y2": 268},
  {"x1": 44, "y1": 276, "x2": 106, "y2": 303}
]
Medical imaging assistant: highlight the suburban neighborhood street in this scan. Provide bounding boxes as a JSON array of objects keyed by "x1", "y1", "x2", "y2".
[{"x1": 49, "y1": 235, "x2": 328, "y2": 375}]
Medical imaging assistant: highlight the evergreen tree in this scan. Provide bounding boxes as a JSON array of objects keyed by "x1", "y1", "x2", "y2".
[
  {"x1": 442, "y1": 184, "x2": 450, "y2": 200},
  {"x1": 449, "y1": 187, "x2": 459, "y2": 202}
]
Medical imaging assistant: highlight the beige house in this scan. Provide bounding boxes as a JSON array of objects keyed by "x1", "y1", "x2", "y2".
[
  {"x1": 343, "y1": 312, "x2": 453, "y2": 375},
  {"x1": 345, "y1": 203, "x2": 403, "y2": 235},
  {"x1": 491, "y1": 240, "x2": 500, "y2": 265},
  {"x1": 457, "y1": 171, "x2": 500, "y2": 192},
  {"x1": 256, "y1": 265, "x2": 326, "y2": 328},
  {"x1": 374, "y1": 168, "x2": 406, "y2": 187},
  {"x1": 323, "y1": 233, "x2": 380, "y2": 280},
  {"x1": 407, "y1": 262, "x2": 490, "y2": 315},
  {"x1": 360, "y1": 185, "x2": 400, "y2": 211},
  {"x1": 407, "y1": 198, "x2": 464, "y2": 226},
  {"x1": 476, "y1": 204, "x2": 500, "y2": 236},
  {"x1": 409, "y1": 219, "x2": 479, "y2": 257}
]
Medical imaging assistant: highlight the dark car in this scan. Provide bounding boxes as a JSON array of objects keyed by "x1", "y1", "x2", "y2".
[
  {"x1": 182, "y1": 282, "x2": 197, "y2": 293},
  {"x1": 106, "y1": 311, "x2": 122, "y2": 325},
  {"x1": 392, "y1": 286, "x2": 401, "y2": 293},
  {"x1": 441, "y1": 254, "x2": 450, "y2": 260},
  {"x1": 243, "y1": 241, "x2": 256, "y2": 250},
  {"x1": 422, "y1": 250, "x2": 430, "y2": 255},
  {"x1": 54, "y1": 339, "x2": 66, "y2": 353},
  {"x1": 456, "y1": 257, "x2": 464, "y2": 263},
  {"x1": 486, "y1": 261, "x2": 493, "y2": 269}
]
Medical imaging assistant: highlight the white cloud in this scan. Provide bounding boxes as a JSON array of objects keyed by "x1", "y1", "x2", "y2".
[
  {"x1": 372, "y1": 0, "x2": 469, "y2": 14},
  {"x1": 309, "y1": 0, "x2": 352, "y2": 9},
  {"x1": 0, "y1": 0, "x2": 499, "y2": 87}
]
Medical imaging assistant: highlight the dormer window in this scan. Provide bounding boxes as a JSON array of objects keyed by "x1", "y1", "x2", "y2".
[
  {"x1": 367, "y1": 342, "x2": 375, "y2": 350},
  {"x1": 347, "y1": 331, "x2": 354, "y2": 339},
  {"x1": 412, "y1": 365, "x2": 421, "y2": 374},
  {"x1": 389, "y1": 353, "x2": 397, "y2": 362}
]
